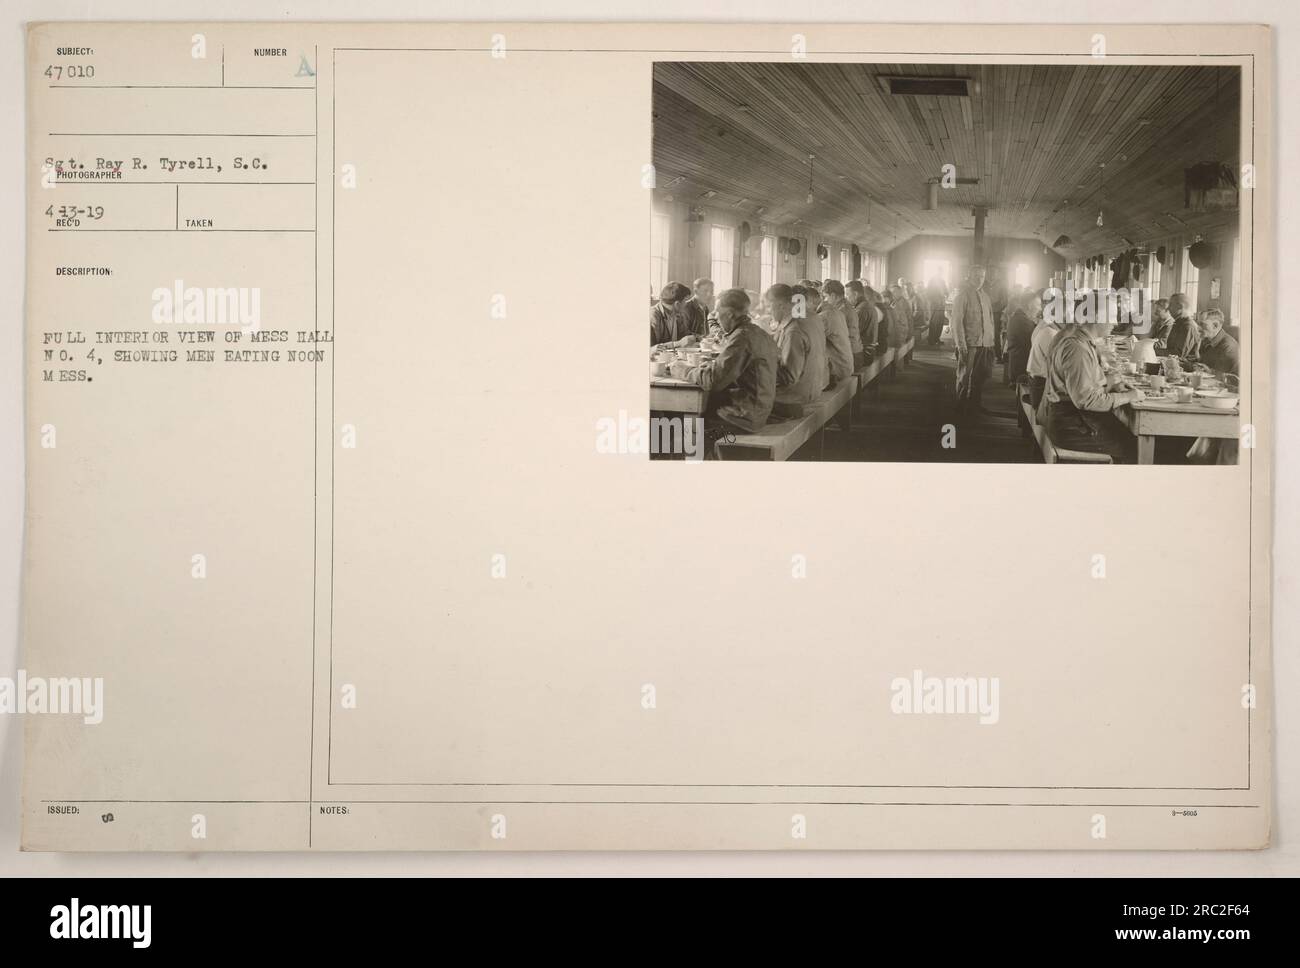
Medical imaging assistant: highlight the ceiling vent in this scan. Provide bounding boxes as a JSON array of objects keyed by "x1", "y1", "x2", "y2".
[{"x1": 879, "y1": 76, "x2": 973, "y2": 97}]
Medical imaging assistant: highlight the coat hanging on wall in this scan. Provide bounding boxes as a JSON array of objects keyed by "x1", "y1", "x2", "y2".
[
  {"x1": 1110, "y1": 248, "x2": 1144, "y2": 290},
  {"x1": 1182, "y1": 71, "x2": 1239, "y2": 214},
  {"x1": 1184, "y1": 163, "x2": 1239, "y2": 212}
]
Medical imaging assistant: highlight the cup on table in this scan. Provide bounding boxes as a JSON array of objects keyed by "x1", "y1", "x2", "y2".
[
  {"x1": 1148, "y1": 374, "x2": 1165, "y2": 391},
  {"x1": 650, "y1": 360, "x2": 668, "y2": 377},
  {"x1": 1188, "y1": 371, "x2": 1204, "y2": 389},
  {"x1": 1174, "y1": 386, "x2": 1194, "y2": 404}
]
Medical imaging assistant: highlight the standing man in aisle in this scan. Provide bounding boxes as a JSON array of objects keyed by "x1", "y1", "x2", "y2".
[{"x1": 949, "y1": 265, "x2": 995, "y2": 413}]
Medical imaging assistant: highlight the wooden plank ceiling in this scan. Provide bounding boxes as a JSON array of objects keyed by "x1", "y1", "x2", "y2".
[{"x1": 653, "y1": 62, "x2": 1241, "y2": 257}]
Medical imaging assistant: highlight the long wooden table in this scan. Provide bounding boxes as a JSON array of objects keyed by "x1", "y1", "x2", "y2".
[
  {"x1": 650, "y1": 375, "x2": 706, "y2": 414},
  {"x1": 1115, "y1": 399, "x2": 1240, "y2": 464},
  {"x1": 651, "y1": 337, "x2": 914, "y2": 425}
]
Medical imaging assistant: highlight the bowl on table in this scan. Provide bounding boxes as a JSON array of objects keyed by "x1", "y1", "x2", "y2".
[{"x1": 1194, "y1": 390, "x2": 1239, "y2": 410}]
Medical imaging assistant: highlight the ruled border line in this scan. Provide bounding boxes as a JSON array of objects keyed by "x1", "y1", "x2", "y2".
[
  {"x1": 37, "y1": 799, "x2": 1262, "y2": 808},
  {"x1": 25, "y1": 42, "x2": 1263, "y2": 830},
  {"x1": 311, "y1": 42, "x2": 321, "y2": 848},
  {"x1": 312, "y1": 48, "x2": 1259, "y2": 800}
]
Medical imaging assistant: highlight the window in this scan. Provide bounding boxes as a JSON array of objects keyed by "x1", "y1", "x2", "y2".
[
  {"x1": 1231, "y1": 237, "x2": 1241, "y2": 325},
  {"x1": 819, "y1": 246, "x2": 831, "y2": 281},
  {"x1": 650, "y1": 213, "x2": 669, "y2": 293},
  {"x1": 1013, "y1": 263, "x2": 1030, "y2": 287},
  {"x1": 921, "y1": 258, "x2": 951, "y2": 289},
  {"x1": 1148, "y1": 252, "x2": 1162, "y2": 300},
  {"x1": 1182, "y1": 246, "x2": 1200, "y2": 310},
  {"x1": 759, "y1": 236, "x2": 775, "y2": 294},
  {"x1": 839, "y1": 249, "x2": 851, "y2": 282},
  {"x1": 709, "y1": 225, "x2": 734, "y2": 289}
]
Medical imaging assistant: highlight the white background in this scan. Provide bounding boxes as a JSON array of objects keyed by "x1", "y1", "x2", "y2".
[{"x1": 1, "y1": 0, "x2": 1295, "y2": 875}]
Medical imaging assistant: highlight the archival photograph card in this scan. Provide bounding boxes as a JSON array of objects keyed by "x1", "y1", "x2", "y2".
[{"x1": 20, "y1": 21, "x2": 1272, "y2": 850}]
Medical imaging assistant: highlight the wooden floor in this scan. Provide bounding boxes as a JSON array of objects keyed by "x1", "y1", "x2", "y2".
[{"x1": 796, "y1": 341, "x2": 1041, "y2": 463}]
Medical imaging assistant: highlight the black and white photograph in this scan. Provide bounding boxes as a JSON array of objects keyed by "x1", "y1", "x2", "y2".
[{"x1": 649, "y1": 61, "x2": 1245, "y2": 463}]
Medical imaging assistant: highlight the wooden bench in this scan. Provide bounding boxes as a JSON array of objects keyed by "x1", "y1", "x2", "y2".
[
  {"x1": 717, "y1": 376, "x2": 857, "y2": 461},
  {"x1": 883, "y1": 338, "x2": 914, "y2": 379},
  {"x1": 715, "y1": 407, "x2": 822, "y2": 461},
  {"x1": 898, "y1": 337, "x2": 915, "y2": 366},
  {"x1": 818, "y1": 374, "x2": 857, "y2": 433},
  {"x1": 717, "y1": 341, "x2": 913, "y2": 460},
  {"x1": 851, "y1": 349, "x2": 892, "y2": 417},
  {"x1": 1020, "y1": 393, "x2": 1112, "y2": 464}
]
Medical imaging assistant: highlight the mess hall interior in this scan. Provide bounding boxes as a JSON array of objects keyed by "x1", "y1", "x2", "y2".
[{"x1": 648, "y1": 62, "x2": 1244, "y2": 463}]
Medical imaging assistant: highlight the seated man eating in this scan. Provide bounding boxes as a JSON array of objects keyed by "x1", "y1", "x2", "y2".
[
  {"x1": 771, "y1": 284, "x2": 828, "y2": 415},
  {"x1": 650, "y1": 281, "x2": 699, "y2": 349},
  {"x1": 669, "y1": 288, "x2": 778, "y2": 456},
  {"x1": 1196, "y1": 308, "x2": 1240, "y2": 376},
  {"x1": 1040, "y1": 292, "x2": 1145, "y2": 463}
]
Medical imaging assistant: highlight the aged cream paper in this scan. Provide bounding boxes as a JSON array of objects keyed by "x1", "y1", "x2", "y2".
[{"x1": 22, "y1": 22, "x2": 1272, "y2": 849}]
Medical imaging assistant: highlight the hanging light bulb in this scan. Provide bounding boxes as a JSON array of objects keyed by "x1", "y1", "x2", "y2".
[{"x1": 1095, "y1": 162, "x2": 1106, "y2": 228}]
